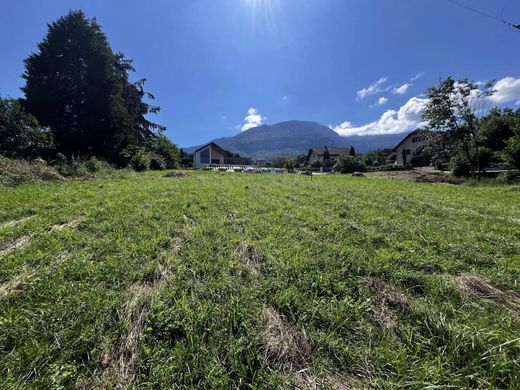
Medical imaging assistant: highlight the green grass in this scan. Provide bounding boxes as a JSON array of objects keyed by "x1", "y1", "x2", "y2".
[{"x1": 1, "y1": 171, "x2": 519, "y2": 389}]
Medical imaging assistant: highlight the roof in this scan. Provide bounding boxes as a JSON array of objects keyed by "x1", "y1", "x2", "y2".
[
  {"x1": 309, "y1": 147, "x2": 351, "y2": 155},
  {"x1": 193, "y1": 142, "x2": 232, "y2": 156},
  {"x1": 393, "y1": 130, "x2": 421, "y2": 151}
]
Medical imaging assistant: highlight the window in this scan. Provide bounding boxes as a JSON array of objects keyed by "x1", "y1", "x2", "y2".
[
  {"x1": 200, "y1": 147, "x2": 210, "y2": 164},
  {"x1": 412, "y1": 136, "x2": 423, "y2": 143},
  {"x1": 404, "y1": 149, "x2": 411, "y2": 155}
]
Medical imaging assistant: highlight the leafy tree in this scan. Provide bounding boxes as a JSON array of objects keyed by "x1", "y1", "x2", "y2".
[
  {"x1": 479, "y1": 108, "x2": 514, "y2": 151},
  {"x1": 0, "y1": 96, "x2": 53, "y2": 158},
  {"x1": 505, "y1": 113, "x2": 520, "y2": 169},
  {"x1": 22, "y1": 10, "x2": 164, "y2": 162},
  {"x1": 334, "y1": 155, "x2": 366, "y2": 174},
  {"x1": 349, "y1": 146, "x2": 356, "y2": 156},
  {"x1": 284, "y1": 159, "x2": 295, "y2": 171},
  {"x1": 147, "y1": 134, "x2": 180, "y2": 169},
  {"x1": 422, "y1": 77, "x2": 494, "y2": 179},
  {"x1": 294, "y1": 153, "x2": 307, "y2": 167}
]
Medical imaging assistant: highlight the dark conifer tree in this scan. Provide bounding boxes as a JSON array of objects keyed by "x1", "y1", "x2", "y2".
[{"x1": 22, "y1": 10, "x2": 164, "y2": 161}]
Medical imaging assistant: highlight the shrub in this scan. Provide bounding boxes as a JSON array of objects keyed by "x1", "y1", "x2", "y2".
[
  {"x1": 120, "y1": 146, "x2": 151, "y2": 171},
  {"x1": 334, "y1": 155, "x2": 366, "y2": 174},
  {"x1": 495, "y1": 171, "x2": 520, "y2": 184},
  {"x1": 54, "y1": 155, "x2": 90, "y2": 177},
  {"x1": 84, "y1": 157, "x2": 102, "y2": 173},
  {"x1": 150, "y1": 154, "x2": 167, "y2": 170},
  {"x1": 130, "y1": 148, "x2": 150, "y2": 171},
  {"x1": 148, "y1": 135, "x2": 180, "y2": 169},
  {"x1": 450, "y1": 154, "x2": 471, "y2": 177}
]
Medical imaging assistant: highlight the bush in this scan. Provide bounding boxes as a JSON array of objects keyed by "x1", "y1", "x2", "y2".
[
  {"x1": 334, "y1": 156, "x2": 366, "y2": 174},
  {"x1": 130, "y1": 149, "x2": 150, "y2": 171},
  {"x1": 495, "y1": 171, "x2": 520, "y2": 184},
  {"x1": 148, "y1": 135, "x2": 180, "y2": 169},
  {"x1": 84, "y1": 157, "x2": 102, "y2": 173},
  {"x1": 150, "y1": 154, "x2": 167, "y2": 170},
  {"x1": 450, "y1": 154, "x2": 471, "y2": 177},
  {"x1": 310, "y1": 160, "x2": 322, "y2": 169},
  {"x1": 54, "y1": 155, "x2": 90, "y2": 177},
  {"x1": 120, "y1": 146, "x2": 151, "y2": 171}
]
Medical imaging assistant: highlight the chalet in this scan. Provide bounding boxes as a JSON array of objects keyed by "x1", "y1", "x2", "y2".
[
  {"x1": 193, "y1": 142, "x2": 252, "y2": 169},
  {"x1": 393, "y1": 130, "x2": 427, "y2": 166},
  {"x1": 306, "y1": 146, "x2": 351, "y2": 164}
]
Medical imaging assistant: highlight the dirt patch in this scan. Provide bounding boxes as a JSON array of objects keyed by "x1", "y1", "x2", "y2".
[
  {"x1": 93, "y1": 262, "x2": 172, "y2": 388},
  {"x1": 51, "y1": 216, "x2": 85, "y2": 231},
  {"x1": 358, "y1": 276, "x2": 410, "y2": 331},
  {"x1": 163, "y1": 171, "x2": 192, "y2": 178},
  {"x1": 0, "y1": 235, "x2": 31, "y2": 257},
  {"x1": 0, "y1": 216, "x2": 35, "y2": 230},
  {"x1": 373, "y1": 170, "x2": 464, "y2": 185},
  {"x1": 261, "y1": 306, "x2": 311, "y2": 372},
  {"x1": 233, "y1": 242, "x2": 267, "y2": 276},
  {"x1": 260, "y1": 306, "x2": 357, "y2": 389},
  {"x1": 0, "y1": 267, "x2": 37, "y2": 301},
  {"x1": 448, "y1": 273, "x2": 520, "y2": 310},
  {"x1": 170, "y1": 236, "x2": 184, "y2": 256}
]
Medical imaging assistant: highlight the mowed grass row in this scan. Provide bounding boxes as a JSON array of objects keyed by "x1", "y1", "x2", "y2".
[{"x1": 0, "y1": 171, "x2": 519, "y2": 388}]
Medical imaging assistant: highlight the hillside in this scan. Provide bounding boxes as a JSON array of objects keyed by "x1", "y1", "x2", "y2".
[
  {"x1": 1, "y1": 171, "x2": 519, "y2": 388},
  {"x1": 185, "y1": 121, "x2": 406, "y2": 158}
]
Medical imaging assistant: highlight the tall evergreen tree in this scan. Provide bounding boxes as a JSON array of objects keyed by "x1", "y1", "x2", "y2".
[{"x1": 22, "y1": 10, "x2": 164, "y2": 161}]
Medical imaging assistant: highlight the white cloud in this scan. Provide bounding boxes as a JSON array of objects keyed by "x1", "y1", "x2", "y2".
[
  {"x1": 282, "y1": 95, "x2": 289, "y2": 104},
  {"x1": 370, "y1": 97, "x2": 389, "y2": 108},
  {"x1": 356, "y1": 77, "x2": 388, "y2": 100},
  {"x1": 377, "y1": 97, "x2": 388, "y2": 105},
  {"x1": 333, "y1": 76, "x2": 520, "y2": 138},
  {"x1": 240, "y1": 107, "x2": 265, "y2": 131},
  {"x1": 489, "y1": 77, "x2": 520, "y2": 105},
  {"x1": 392, "y1": 83, "x2": 411, "y2": 95},
  {"x1": 410, "y1": 72, "x2": 424, "y2": 82},
  {"x1": 333, "y1": 96, "x2": 429, "y2": 137}
]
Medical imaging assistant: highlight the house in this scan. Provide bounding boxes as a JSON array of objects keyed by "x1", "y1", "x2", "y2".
[
  {"x1": 193, "y1": 142, "x2": 252, "y2": 168},
  {"x1": 393, "y1": 130, "x2": 427, "y2": 166},
  {"x1": 305, "y1": 146, "x2": 351, "y2": 164}
]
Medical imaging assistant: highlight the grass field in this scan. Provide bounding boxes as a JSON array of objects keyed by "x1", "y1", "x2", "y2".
[{"x1": 1, "y1": 171, "x2": 519, "y2": 389}]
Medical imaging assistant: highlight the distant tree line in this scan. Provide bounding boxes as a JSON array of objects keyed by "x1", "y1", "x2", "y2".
[{"x1": 0, "y1": 10, "x2": 179, "y2": 171}]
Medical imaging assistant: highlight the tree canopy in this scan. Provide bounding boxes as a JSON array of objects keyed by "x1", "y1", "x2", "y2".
[{"x1": 22, "y1": 10, "x2": 168, "y2": 163}]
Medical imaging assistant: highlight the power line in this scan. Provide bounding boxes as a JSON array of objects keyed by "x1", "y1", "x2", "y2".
[{"x1": 446, "y1": 0, "x2": 520, "y2": 31}]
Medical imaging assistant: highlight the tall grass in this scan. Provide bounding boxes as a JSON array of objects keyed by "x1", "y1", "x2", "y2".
[{"x1": 0, "y1": 171, "x2": 519, "y2": 388}]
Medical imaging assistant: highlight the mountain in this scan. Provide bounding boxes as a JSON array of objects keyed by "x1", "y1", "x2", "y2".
[{"x1": 184, "y1": 121, "x2": 407, "y2": 159}]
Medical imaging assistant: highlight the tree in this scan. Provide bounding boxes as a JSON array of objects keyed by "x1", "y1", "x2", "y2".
[
  {"x1": 422, "y1": 77, "x2": 494, "y2": 179},
  {"x1": 349, "y1": 146, "x2": 356, "y2": 157},
  {"x1": 0, "y1": 96, "x2": 53, "y2": 158},
  {"x1": 323, "y1": 147, "x2": 330, "y2": 161},
  {"x1": 148, "y1": 134, "x2": 180, "y2": 169},
  {"x1": 505, "y1": 112, "x2": 520, "y2": 169},
  {"x1": 333, "y1": 155, "x2": 366, "y2": 174},
  {"x1": 479, "y1": 107, "x2": 514, "y2": 151},
  {"x1": 22, "y1": 10, "x2": 164, "y2": 162}
]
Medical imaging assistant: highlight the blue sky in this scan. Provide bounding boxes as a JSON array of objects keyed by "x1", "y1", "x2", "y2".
[{"x1": 1, "y1": 0, "x2": 519, "y2": 147}]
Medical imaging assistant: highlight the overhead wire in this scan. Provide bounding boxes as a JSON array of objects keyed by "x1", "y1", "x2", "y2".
[{"x1": 446, "y1": 0, "x2": 520, "y2": 31}]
